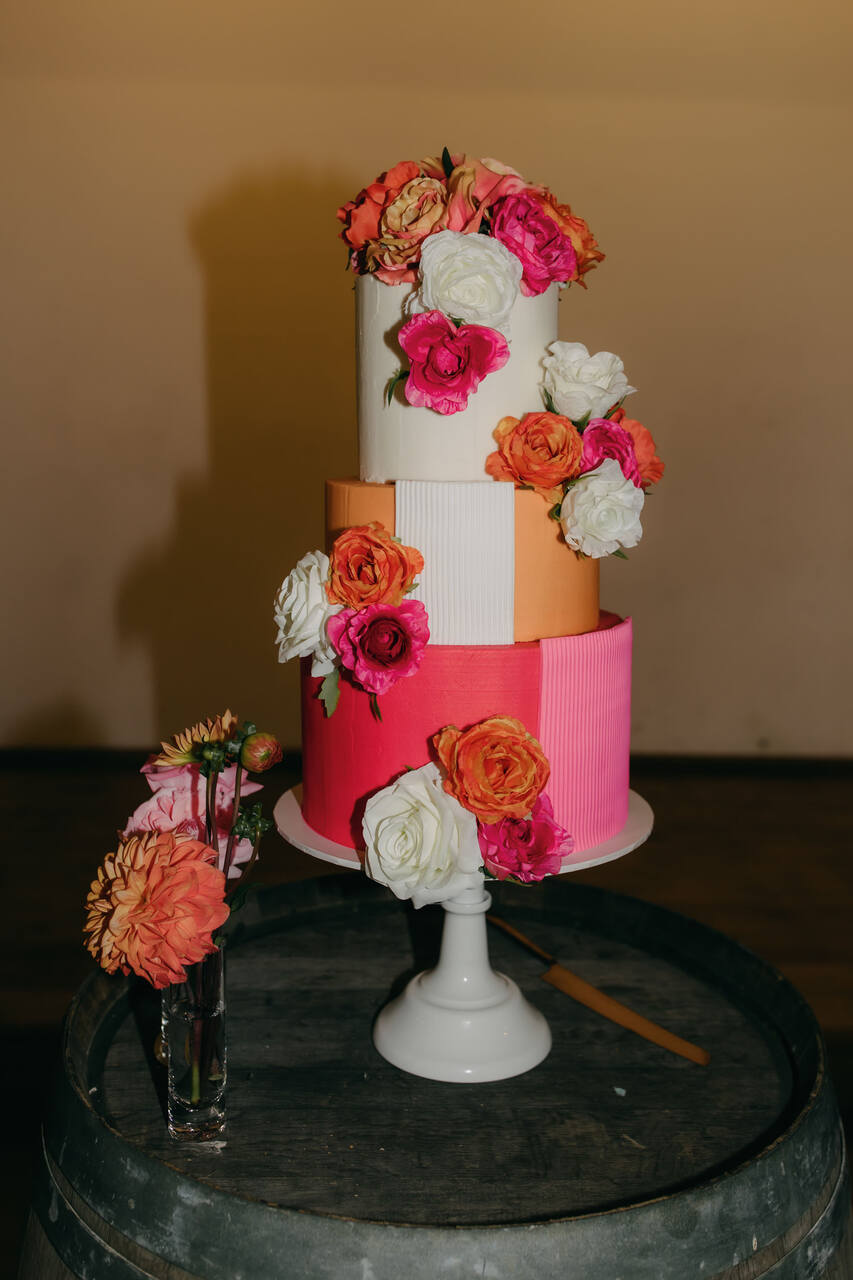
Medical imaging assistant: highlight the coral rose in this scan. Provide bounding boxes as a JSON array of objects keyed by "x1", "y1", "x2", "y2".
[
  {"x1": 364, "y1": 175, "x2": 449, "y2": 285},
  {"x1": 326, "y1": 599, "x2": 429, "y2": 695},
  {"x1": 433, "y1": 716, "x2": 550, "y2": 824},
  {"x1": 399, "y1": 311, "x2": 509, "y2": 416},
  {"x1": 478, "y1": 794, "x2": 574, "y2": 883},
  {"x1": 538, "y1": 192, "x2": 605, "y2": 286},
  {"x1": 327, "y1": 523, "x2": 424, "y2": 609},
  {"x1": 84, "y1": 831, "x2": 229, "y2": 989},
  {"x1": 485, "y1": 412, "x2": 583, "y2": 503},
  {"x1": 580, "y1": 419, "x2": 643, "y2": 488},
  {"x1": 609, "y1": 407, "x2": 665, "y2": 486},
  {"x1": 337, "y1": 160, "x2": 421, "y2": 266},
  {"x1": 491, "y1": 191, "x2": 578, "y2": 296}
]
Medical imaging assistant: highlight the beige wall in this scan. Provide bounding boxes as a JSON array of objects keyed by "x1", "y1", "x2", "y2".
[{"x1": 2, "y1": 0, "x2": 852, "y2": 754}]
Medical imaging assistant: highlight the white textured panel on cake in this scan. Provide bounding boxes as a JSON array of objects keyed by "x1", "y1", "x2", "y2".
[
  {"x1": 396, "y1": 481, "x2": 515, "y2": 646},
  {"x1": 537, "y1": 620, "x2": 633, "y2": 849},
  {"x1": 357, "y1": 274, "x2": 559, "y2": 483}
]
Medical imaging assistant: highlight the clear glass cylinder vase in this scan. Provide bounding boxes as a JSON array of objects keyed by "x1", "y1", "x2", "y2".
[{"x1": 161, "y1": 945, "x2": 227, "y2": 1140}]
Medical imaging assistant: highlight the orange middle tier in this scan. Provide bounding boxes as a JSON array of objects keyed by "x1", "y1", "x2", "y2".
[{"x1": 326, "y1": 478, "x2": 600, "y2": 641}]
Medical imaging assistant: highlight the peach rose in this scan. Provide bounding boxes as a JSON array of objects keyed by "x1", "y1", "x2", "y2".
[
  {"x1": 337, "y1": 160, "x2": 421, "y2": 261},
  {"x1": 422, "y1": 153, "x2": 534, "y2": 233},
  {"x1": 538, "y1": 191, "x2": 605, "y2": 286},
  {"x1": 485, "y1": 412, "x2": 583, "y2": 503},
  {"x1": 327, "y1": 522, "x2": 424, "y2": 609},
  {"x1": 609, "y1": 407, "x2": 665, "y2": 486},
  {"x1": 433, "y1": 716, "x2": 550, "y2": 824},
  {"x1": 364, "y1": 176, "x2": 449, "y2": 285}
]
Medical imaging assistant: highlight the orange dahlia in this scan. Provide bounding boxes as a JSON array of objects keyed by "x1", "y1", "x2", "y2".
[
  {"x1": 84, "y1": 831, "x2": 229, "y2": 989},
  {"x1": 153, "y1": 710, "x2": 239, "y2": 767}
]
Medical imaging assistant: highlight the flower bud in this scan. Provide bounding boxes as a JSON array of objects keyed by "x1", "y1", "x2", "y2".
[{"x1": 240, "y1": 732, "x2": 282, "y2": 773}]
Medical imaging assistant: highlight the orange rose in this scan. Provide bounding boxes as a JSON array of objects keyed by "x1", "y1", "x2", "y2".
[
  {"x1": 433, "y1": 716, "x2": 550, "y2": 824},
  {"x1": 327, "y1": 522, "x2": 424, "y2": 609},
  {"x1": 485, "y1": 412, "x2": 583, "y2": 503},
  {"x1": 337, "y1": 160, "x2": 421, "y2": 256},
  {"x1": 609, "y1": 408, "x2": 665, "y2": 486},
  {"x1": 538, "y1": 191, "x2": 605, "y2": 286}
]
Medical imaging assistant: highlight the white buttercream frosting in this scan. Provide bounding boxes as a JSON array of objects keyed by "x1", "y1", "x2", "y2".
[{"x1": 356, "y1": 274, "x2": 559, "y2": 483}]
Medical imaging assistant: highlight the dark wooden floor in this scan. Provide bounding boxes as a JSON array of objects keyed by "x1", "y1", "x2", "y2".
[{"x1": 2, "y1": 752, "x2": 851, "y2": 1273}]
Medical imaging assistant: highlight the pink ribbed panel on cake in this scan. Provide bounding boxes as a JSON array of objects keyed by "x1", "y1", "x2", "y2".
[{"x1": 538, "y1": 617, "x2": 633, "y2": 850}]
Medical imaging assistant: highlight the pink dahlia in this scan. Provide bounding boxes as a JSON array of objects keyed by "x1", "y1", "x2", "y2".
[
  {"x1": 477, "y1": 794, "x2": 574, "y2": 883},
  {"x1": 398, "y1": 311, "x2": 509, "y2": 416},
  {"x1": 327, "y1": 600, "x2": 430, "y2": 695},
  {"x1": 84, "y1": 831, "x2": 229, "y2": 989},
  {"x1": 491, "y1": 192, "x2": 578, "y2": 296},
  {"x1": 580, "y1": 419, "x2": 643, "y2": 487}
]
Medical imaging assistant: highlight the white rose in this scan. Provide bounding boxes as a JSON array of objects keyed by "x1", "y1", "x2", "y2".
[
  {"x1": 362, "y1": 762, "x2": 482, "y2": 908},
  {"x1": 542, "y1": 341, "x2": 636, "y2": 422},
  {"x1": 414, "y1": 229, "x2": 521, "y2": 335},
  {"x1": 273, "y1": 550, "x2": 341, "y2": 676},
  {"x1": 559, "y1": 458, "x2": 645, "y2": 558}
]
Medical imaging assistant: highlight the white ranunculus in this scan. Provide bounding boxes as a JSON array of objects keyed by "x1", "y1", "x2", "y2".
[
  {"x1": 542, "y1": 341, "x2": 636, "y2": 422},
  {"x1": 559, "y1": 458, "x2": 645, "y2": 558},
  {"x1": 415, "y1": 229, "x2": 522, "y2": 336},
  {"x1": 362, "y1": 762, "x2": 482, "y2": 908},
  {"x1": 273, "y1": 550, "x2": 341, "y2": 676}
]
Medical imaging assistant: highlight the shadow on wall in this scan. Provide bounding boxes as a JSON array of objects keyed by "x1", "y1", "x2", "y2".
[{"x1": 118, "y1": 167, "x2": 358, "y2": 750}]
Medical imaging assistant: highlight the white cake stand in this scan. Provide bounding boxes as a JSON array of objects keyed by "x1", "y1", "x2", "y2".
[{"x1": 274, "y1": 788, "x2": 653, "y2": 1084}]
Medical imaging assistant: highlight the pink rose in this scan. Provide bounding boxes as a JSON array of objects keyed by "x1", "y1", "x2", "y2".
[
  {"x1": 580, "y1": 419, "x2": 643, "y2": 487},
  {"x1": 398, "y1": 311, "x2": 509, "y2": 415},
  {"x1": 491, "y1": 192, "x2": 578, "y2": 296},
  {"x1": 477, "y1": 794, "x2": 574, "y2": 883},
  {"x1": 422, "y1": 154, "x2": 533, "y2": 233},
  {"x1": 327, "y1": 600, "x2": 430, "y2": 695}
]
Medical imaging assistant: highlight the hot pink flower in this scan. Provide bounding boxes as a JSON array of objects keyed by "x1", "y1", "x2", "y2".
[
  {"x1": 491, "y1": 192, "x2": 578, "y2": 296},
  {"x1": 398, "y1": 311, "x2": 509, "y2": 415},
  {"x1": 580, "y1": 419, "x2": 643, "y2": 487},
  {"x1": 327, "y1": 600, "x2": 430, "y2": 695},
  {"x1": 477, "y1": 794, "x2": 574, "y2": 883}
]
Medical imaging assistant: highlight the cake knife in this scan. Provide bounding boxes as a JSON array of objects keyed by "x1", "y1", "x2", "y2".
[{"x1": 487, "y1": 914, "x2": 711, "y2": 1066}]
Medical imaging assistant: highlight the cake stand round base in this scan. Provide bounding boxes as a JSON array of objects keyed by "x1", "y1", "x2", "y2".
[{"x1": 373, "y1": 886, "x2": 551, "y2": 1083}]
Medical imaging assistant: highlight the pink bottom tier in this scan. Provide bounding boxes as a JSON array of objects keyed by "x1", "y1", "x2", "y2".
[{"x1": 300, "y1": 613, "x2": 632, "y2": 855}]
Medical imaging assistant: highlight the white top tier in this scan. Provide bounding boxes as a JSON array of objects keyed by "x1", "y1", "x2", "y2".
[{"x1": 356, "y1": 274, "x2": 559, "y2": 484}]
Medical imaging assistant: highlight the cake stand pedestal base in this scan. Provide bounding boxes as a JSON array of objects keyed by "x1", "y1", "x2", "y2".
[{"x1": 373, "y1": 885, "x2": 551, "y2": 1083}]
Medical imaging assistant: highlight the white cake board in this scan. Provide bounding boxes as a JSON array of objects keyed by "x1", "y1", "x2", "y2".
[{"x1": 274, "y1": 788, "x2": 653, "y2": 1084}]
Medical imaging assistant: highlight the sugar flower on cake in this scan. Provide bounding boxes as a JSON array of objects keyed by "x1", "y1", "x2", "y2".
[
  {"x1": 326, "y1": 599, "x2": 429, "y2": 696},
  {"x1": 541, "y1": 341, "x2": 636, "y2": 424},
  {"x1": 274, "y1": 550, "x2": 342, "y2": 677},
  {"x1": 415, "y1": 230, "x2": 522, "y2": 336},
  {"x1": 84, "y1": 831, "x2": 229, "y2": 989},
  {"x1": 537, "y1": 191, "x2": 606, "y2": 286},
  {"x1": 478, "y1": 794, "x2": 574, "y2": 883},
  {"x1": 362, "y1": 762, "x2": 482, "y2": 908},
  {"x1": 396, "y1": 311, "x2": 509, "y2": 415},
  {"x1": 421, "y1": 153, "x2": 531, "y2": 234},
  {"x1": 580, "y1": 419, "x2": 643, "y2": 488},
  {"x1": 608, "y1": 407, "x2": 665, "y2": 487},
  {"x1": 327, "y1": 522, "x2": 424, "y2": 609},
  {"x1": 485, "y1": 411, "x2": 583, "y2": 503},
  {"x1": 559, "y1": 457, "x2": 645, "y2": 558},
  {"x1": 490, "y1": 191, "x2": 578, "y2": 297},
  {"x1": 433, "y1": 715, "x2": 551, "y2": 824}
]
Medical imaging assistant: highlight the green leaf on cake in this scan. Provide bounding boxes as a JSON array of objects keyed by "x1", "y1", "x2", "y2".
[
  {"x1": 542, "y1": 389, "x2": 557, "y2": 414},
  {"x1": 611, "y1": 548, "x2": 629, "y2": 560},
  {"x1": 385, "y1": 368, "x2": 408, "y2": 406},
  {"x1": 548, "y1": 502, "x2": 563, "y2": 522},
  {"x1": 441, "y1": 147, "x2": 454, "y2": 178},
  {"x1": 369, "y1": 693, "x2": 383, "y2": 723},
  {"x1": 573, "y1": 412, "x2": 591, "y2": 431},
  {"x1": 318, "y1": 669, "x2": 340, "y2": 718}
]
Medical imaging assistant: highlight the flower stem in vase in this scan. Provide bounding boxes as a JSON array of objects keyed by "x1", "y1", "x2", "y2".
[{"x1": 163, "y1": 946, "x2": 227, "y2": 1141}]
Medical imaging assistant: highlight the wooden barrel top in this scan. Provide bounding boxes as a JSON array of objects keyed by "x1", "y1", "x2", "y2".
[{"x1": 39, "y1": 874, "x2": 850, "y2": 1279}]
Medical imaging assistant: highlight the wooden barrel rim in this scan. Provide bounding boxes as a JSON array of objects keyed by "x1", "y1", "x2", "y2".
[{"x1": 30, "y1": 877, "x2": 851, "y2": 1280}]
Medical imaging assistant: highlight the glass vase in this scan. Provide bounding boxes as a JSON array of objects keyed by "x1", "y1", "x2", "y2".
[{"x1": 162, "y1": 945, "x2": 227, "y2": 1140}]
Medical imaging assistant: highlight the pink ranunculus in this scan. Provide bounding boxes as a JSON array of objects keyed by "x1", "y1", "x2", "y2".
[
  {"x1": 398, "y1": 311, "x2": 509, "y2": 416},
  {"x1": 491, "y1": 191, "x2": 578, "y2": 296},
  {"x1": 477, "y1": 794, "x2": 574, "y2": 883},
  {"x1": 326, "y1": 600, "x2": 430, "y2": 696},
  {"x1": 129, "y1": 763, "x2": 261, "y2": 880},
  {"x1": 580, "y1": 419, "x2": 643, "y2": 487}
]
